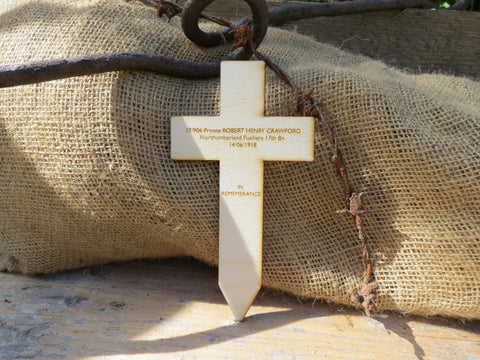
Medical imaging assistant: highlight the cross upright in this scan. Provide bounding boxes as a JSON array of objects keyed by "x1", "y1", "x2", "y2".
[{"x1": 171, "y1": 61, "x2": 314, "y2": 321}]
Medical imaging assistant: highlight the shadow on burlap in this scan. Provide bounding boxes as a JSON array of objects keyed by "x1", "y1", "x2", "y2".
[{"x1": 0, "y1": 0, "x2": 479, "y2": 318}]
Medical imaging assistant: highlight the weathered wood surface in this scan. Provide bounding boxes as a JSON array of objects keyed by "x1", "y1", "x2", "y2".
[
  {"x1": 1, "y1": 259, "x2": 479, "y2": 359},
  {"x1": 204, "y1": 1, "x2": 480, "y2": 78}
]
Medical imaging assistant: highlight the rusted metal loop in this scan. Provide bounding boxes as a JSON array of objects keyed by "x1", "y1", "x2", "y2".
[{"x1": 181, "y1": 0, "x2": 269, "y2": 50}]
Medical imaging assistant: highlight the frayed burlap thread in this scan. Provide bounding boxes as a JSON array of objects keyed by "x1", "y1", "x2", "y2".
[{"x1": 1, "y1": 0, "x2": 479, "y2": 319}]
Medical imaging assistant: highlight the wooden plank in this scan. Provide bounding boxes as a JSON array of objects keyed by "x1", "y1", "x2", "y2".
[
  {"x1": 202, "y1": 1, "x2": 480, "y2": 78},
  {"x1": 285, "y1": 9, "x2": 480, "y2": 78},
  {"x1": 1, "y1": 259, "x2": 479, "y2": 359}
]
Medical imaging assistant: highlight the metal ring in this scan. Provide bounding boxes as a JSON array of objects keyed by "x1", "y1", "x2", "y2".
[{"x1": 181, "y1": 0, "x2": 269, "y2": 51}]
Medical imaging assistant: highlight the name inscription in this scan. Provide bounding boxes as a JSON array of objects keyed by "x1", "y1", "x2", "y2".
[{"x1": 186, "y1": 127, "x2": 303, "y2": 149}]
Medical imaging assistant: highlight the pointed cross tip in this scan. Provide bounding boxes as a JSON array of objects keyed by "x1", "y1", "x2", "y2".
[
  {"x1": 232, "y1": 308, "x2": 248, "y2": 322},
  {"x1": 219, "y1": 282, "x2": 260, "y2": 321}
]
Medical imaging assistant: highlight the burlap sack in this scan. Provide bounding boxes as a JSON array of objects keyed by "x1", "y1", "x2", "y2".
[{"x1": 1, "y1": 0, "x2": 479, "y2": 319}]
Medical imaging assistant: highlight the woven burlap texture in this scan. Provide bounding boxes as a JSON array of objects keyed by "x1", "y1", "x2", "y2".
[{"x1": 1, "y1": 0, "x2": 479, "y2": 319}]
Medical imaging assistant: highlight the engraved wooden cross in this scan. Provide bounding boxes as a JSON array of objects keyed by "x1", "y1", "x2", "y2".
[{"x1": 171, "y1": 61, "x2": 314, "y2": 321}]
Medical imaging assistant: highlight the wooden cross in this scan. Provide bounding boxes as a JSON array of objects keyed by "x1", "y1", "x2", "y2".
[{"x1": 171, "y1": 61, "x2": 314, "y2": 321}]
